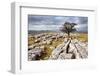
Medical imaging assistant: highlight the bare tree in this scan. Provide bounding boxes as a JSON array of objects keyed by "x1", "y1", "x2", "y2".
[{"x1": 61, "y1": 22, "x2": 77, "y2": 37}]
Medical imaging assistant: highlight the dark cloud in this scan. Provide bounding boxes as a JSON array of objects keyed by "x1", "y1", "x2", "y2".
[
  {"x1": 78, "y1": 17, "x2": 88, "y2": 24},
  {"x1": 28, "y1": 15, "x2": 62, "y2": 25},
  {"x1": 28, "y1": 15, "x2": 88, "y2": 32}
]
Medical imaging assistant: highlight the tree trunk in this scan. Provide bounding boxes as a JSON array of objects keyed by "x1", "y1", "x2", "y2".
[{"x1": 67, "y1": 32, "x2": 70, "y2": 38}]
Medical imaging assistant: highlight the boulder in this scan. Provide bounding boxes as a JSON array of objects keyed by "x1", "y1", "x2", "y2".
[
  {"x1": 50, "y1": 46, "x2": 55, "y2": 50},
  {"x1": 42, "y1": 41, "x2": 47, "y2": 45},
  {"x1": 49, "y1": 43, "x2": 65, "y2": 59},
  {"x1": 51, "y1": 36, "x2": 56, "y2": 39},
  {"x1": 46, "y1": 40, "x2": 52, "y2": 45},
  {"x1": 58, "y1": 53, "x2": 73, "y2": 59},
  {"x1": 34, "y1": 39, "x2": 40, "y2": 43},
  {"x1": 28, "y1": 47, "x2": 44, "y2": 60},
  {"x1": 68, "y1": 42, "x2": 80, "y2": 59},
  {"x1": 28, "y1": 44, "x2": 35, "y2": 50},
  {"x1": 73, "y1": 41, "x2": 88, "y2": 58}
]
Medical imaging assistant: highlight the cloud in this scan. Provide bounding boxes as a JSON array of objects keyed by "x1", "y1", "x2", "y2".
[
  {"x1": 28, "y1": 15, "x2": 88, "y2": 32},
  {"x1": 28, "y1": 24, "x2": 61, "y2": 31},
  {"x1": 75, "y1": 24, "x2": 88, "y2": 32},
  {"x1": 28, "y1": 15, "x2": 62, "y2": 25}
]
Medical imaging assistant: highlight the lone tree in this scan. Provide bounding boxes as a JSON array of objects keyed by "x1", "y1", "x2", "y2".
[{"x1": 61, "y1": 22, "x2": 77, "y2": 37}]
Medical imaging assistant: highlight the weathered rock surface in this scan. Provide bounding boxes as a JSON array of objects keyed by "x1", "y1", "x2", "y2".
[
  {"x1": 28, "y1": 33, "x2": 88, "y2": 60},
  {"x1": 28, "y1": 47, "x2": 44, "y2": 60},
  {"x1": 49, "y1": 38, "x2": 88, "y2": 59}
]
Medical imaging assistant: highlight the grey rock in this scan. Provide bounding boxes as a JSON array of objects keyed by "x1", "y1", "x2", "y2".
[{"x1": 58, "y1": 53, "x2": 73, "y2": 59}]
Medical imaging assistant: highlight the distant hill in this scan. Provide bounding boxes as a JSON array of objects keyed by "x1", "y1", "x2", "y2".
[{"x1": 28, "y1": 30, "x2": 88, "y2": 35}]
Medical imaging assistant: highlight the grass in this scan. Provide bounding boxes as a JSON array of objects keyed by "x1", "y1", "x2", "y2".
[
  {"x1": 28, "y1": 32, "x2": 88, "y2": 60},
  {"x1": 51, "y1": 38, "x2": 64, "y2": 48},
  {"x1": 28, "y1": 36, "x2": 35, "y2": 46},
  {"x1": 40, "y1": 38, "x2": 64, "y2": 60},
  {"x1": 76, "y1": 33, "x2": 88, "y2": 42},
  {"x1": 40, "y1": 45, "x2": 53, "y2": 60},
  {"x1": 70, "y1": 33, "x2": 88, "y2": 42}
]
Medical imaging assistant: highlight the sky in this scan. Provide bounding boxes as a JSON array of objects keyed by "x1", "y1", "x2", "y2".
[{"x1": 28, "y1": 15, "x2": 88, "y2": 32}]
